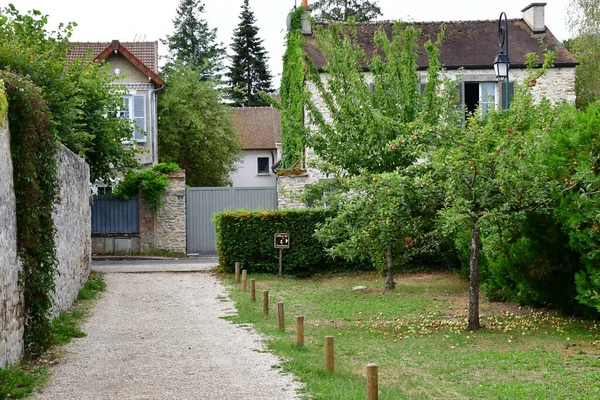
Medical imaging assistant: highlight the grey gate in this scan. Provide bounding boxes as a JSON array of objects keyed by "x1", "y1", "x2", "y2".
[{"x1": 186, "y1": 187, "x2": 277, "y2": 255}]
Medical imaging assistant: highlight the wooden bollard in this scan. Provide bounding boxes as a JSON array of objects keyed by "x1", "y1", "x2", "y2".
[
  {"x1": 325, "y1": 336, "x2": 334, "y2": 372},
  {"x1": 241, "y1": 270, "x2": 247, "y2": 291},
  {"x1": 235, "y1": 262, "x2": 241, "y2": 282},
  {"x1": 296, "y1": 316, "x2": 304, "y2": 348},
  {"x1": 277, "y1": 302, "x2": 285, "y2": 330},
  {"x1": 367, "y1": 363, "x2": 378, "y2": 400},
  {"x1": 250, "y1": 279, "x2": 256, "y2": 301},
  {"x1": 262, "y1": 290, "x2": 269, "y2": 316}
]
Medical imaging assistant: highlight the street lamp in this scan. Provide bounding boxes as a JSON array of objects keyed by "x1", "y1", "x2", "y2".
[{"x1": 494, "y1": 12, "x2": 510, "y2": 109}]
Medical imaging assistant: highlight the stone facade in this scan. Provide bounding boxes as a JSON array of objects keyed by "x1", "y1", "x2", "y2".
[
  {"x1": 277, "y1": 66, "x2": 577, "y2": 209},
  {"x1": 51, "y1": 145, "x2": 92, "y2": 317},
  {"x1": 140, "y1": 171, "x2": 187, "y2": 254},
  {"x1": 1, "y1": 129, "x2": 92, "y2": 367},
  {"x1": 0, "y1": 123, "x2": 23, "y2": 369}
]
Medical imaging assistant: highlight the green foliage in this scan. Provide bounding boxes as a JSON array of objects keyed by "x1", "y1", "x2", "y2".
[
  {"x1": 162, "y1": 0, "x2": 225, "y2": 79},
  {"x1": 306, "y1": 22, "x2": 450, "y2": 175},
  {"x1": 0, "y1": 365, "x2": 47, "y2": 399},
  {"x1": 0, "y1": 5, "x2": 139, "y2": 183},
  {"x1": 113, "y1": 163, "x2": 179, "y2": 213},
  {"x1": 311, "y1": 0, "x2": 382, "y2": 22},
  {"x1": 214, "y1": 209, "x2": 367, "y2": 275},
  {"x1": 158, "y1": 61, "x2": 242, "y2": 186},
  {"x1": 538, "y1": 102, "x2": 600, "y2": 313},
  {"x1": 3, "y1": 71, "x2": 59, "y2": 357},
  {"x1": 567, "y1": 0, "x2": 600, "y2": 108},
  {"x1": 272, "y1": 6, "x2": 309, "y2": 169},
  {"x1": 313, "y1": 170, "x2": 440, "y2": 280},
  {"x1": 226, "y1": 0, "x2": 273, "y2": 106},
  {"x1": 51, "y1": 309, "x2": 87, "y2": 345},
  {"x1": 77, "y1": 270, "x2": 107, "y2": 300}
]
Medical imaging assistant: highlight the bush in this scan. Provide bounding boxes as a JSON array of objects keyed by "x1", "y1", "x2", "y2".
[{"x1": 214, "y1": 208, "x2": 368, "y2": 276}]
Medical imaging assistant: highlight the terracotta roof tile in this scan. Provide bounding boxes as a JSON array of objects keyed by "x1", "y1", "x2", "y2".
[
  {"x1": 232, "y1": 107, "x2": 282, "y2": 150},
  {"x1": 305, "y1": 19, "x2": 578, "y2": 70},
  {"x1": 68, "y1": 41, "x2": 160, "y2": 74}
]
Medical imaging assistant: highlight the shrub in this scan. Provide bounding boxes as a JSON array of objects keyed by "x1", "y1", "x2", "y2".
[{"x1": 214, "y1": 208, "x2": 368, "y2": 276}]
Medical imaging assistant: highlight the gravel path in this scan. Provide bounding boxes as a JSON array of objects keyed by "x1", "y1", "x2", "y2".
[{"x1": 32, "y1": 270, "x2": 302, "y2": 400}]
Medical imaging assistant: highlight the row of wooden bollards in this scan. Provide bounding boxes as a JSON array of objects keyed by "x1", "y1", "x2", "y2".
[{"x1": 234, "y1": 262, "x2": 380, "y2": 399}]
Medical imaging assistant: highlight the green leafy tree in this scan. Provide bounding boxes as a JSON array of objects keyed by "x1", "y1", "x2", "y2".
[
  {"x1": 312, "y1": 0, "x2": 382, "y2": 22},
  {"x1": 566, "y1": 0, "x2": 600, "y2": 108},
  {"x1": 162, "y1": 0, "x2": 225, "y2": 79},
  {"x1": 432, "y1": 54, "x2": 559, "y2": 330},
  {"x1": 227, "y1": 0, "x2": 273, "y2": 106},
  {"x1": 0, "y1": 5, "x2": 138, "y2": 183},
  {"x1": 158, "y1": 61, "x2": 242, "y2": 186},
  {"x1": 305, "y1": 21, "x2": 452, "y2": 288}
]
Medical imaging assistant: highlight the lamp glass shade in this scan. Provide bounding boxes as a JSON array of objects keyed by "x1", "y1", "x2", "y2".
[{"x1": 494, "y1": 53, "x2": 509, "y2": 79}]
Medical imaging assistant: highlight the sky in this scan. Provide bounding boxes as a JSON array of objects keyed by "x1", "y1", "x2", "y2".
[{"x1": 3, "y1": 0, "x2": 572, "y2": 88}]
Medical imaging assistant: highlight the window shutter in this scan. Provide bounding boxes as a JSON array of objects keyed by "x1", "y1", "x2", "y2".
[
  {"x1": 420, "y1": 83, "x2": 426, "y2": 94},
  {"x1": 132, "y1": 95, "x2": 146, "y2": 142},
  {"x1": 499, "y1": 82, "x2": 515, "y2": 110}
]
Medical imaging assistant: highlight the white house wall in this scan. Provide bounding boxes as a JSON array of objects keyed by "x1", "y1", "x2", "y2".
[{"x1": 231, "y1": 150, "x2": 277, "y2": 187}]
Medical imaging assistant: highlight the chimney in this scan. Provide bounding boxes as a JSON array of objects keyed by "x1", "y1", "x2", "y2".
[{"x1": 521, "y1": 3, "x2": 546, "y2": 33}]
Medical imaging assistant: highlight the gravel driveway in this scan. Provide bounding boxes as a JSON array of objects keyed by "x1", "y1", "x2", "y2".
[{"x1": 32, "y1": 264, "x2": 302, "y2": 400}]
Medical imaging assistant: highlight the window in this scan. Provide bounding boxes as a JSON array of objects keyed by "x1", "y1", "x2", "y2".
[
  {"x1": 121, "y1": 95, "x2": 147, "y2": 142},
  {"x1": 464, "y1": 82, "x2": 496, "y2": 115},
  {"x1": 458, "y1": 79, "x2": 514, "y2": 118},
  {"x1": 257, "y1": 157, "x2": 270, "y2": 174}
]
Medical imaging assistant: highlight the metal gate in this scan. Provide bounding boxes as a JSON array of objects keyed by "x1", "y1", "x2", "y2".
[{"x1": 186, "y1": 187, "x2": 277, "y2": 255}]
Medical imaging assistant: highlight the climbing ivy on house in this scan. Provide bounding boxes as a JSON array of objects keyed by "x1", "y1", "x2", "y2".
[
  {"x1": 3, "y1": 71, "x2": 59, "y2": 357},
  {"x1": 276, "y1": 6, "x2": 309, "y2": 169}
]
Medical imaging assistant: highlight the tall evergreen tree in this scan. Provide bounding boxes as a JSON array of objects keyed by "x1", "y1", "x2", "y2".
[
  {"x1": 162, "y1": 0, "x2": 225, "y2": 78},
  {"x1": 312, "y1": 0, "x2": 382, "y2": 22},
  {"x1": 227, "y1": 0, "x2": 273, "y2": 106}
]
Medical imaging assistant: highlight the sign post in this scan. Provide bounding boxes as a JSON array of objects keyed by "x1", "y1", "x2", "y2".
[{"x1": 274, "y1": 233, "x2": 290, "y2": 276}]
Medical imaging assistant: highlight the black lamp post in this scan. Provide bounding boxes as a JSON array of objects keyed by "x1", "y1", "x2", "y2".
[{"x1": 494, "y1": 12, "x2": 510, "y2": 109}]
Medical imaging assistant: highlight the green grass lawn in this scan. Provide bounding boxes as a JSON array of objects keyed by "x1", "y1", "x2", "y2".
[{"x1": 221, "y1": 271, "x2": 600, "y2": 399}]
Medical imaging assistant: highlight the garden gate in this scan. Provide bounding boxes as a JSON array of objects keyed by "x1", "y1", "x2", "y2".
[{"x1": 186, "y1": 186, "x2": 277, "y2": 255}]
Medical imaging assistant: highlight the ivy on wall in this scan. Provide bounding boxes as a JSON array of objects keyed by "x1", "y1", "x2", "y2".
[
  {"x1": 276, "y1": 6, "x2": 310, "y2": 169},
  {"x1": 2, "y1": 70, "x2": 59, "y2": 357},
  {"x1": 113, "y1": 162, "x2": 180, "y2": 213}
]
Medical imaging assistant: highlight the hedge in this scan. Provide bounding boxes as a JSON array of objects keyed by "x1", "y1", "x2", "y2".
[{"x1": 214, "y1": 208, "x2": 368, "y2": 276}]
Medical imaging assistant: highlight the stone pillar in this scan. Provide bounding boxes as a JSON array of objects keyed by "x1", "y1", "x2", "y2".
[
  {"x1": 155, "y1": 171, "x2": 186, "y2": 255},
  {"x1": 139, "y1": 170, "x2": 187, "y2": 254}
]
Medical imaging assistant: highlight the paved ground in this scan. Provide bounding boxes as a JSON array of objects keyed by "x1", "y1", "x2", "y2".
[{"x1": 32, "y1": 260, "x2": 301, "y2": 400}]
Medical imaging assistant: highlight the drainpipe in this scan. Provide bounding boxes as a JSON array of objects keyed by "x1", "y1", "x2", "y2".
[{"x1": 149, "y1": 84, "x2": 165, "y2": 165}]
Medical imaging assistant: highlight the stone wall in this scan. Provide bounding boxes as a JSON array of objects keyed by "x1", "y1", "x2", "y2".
[
  {"x1": 51, "y1": 145, "x2": 92, "y2": 317},
  {"x1": 0, "y1": 123, "x2": 23, "y2": 369},
  {"x1": 1, "y1": 130, "x2": 91, "y2": 367},
  {"x1": 140, "y1": 171, "x2": 187, "y2": 254}
]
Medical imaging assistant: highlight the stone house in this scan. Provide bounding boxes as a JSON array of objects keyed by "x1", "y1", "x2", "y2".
[
  {"x1": 278, "y1": 2, "x2": 578, "y2": 208},
  {"x1": 230, "y1": 107, "x2": 282, "y2": 187},
  {"x1": 68, "y1": 40, "x2": 165, "y2": 177}
]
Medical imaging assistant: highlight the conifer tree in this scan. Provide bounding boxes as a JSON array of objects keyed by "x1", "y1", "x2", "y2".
[
  {"x1": 312, "y1": 0, "x2": 382, "y2": 22},
  {"x1": 162, "y1": 0, "x2": 225, "y2": 78},
  {"x1": 227, "y1": 0, "x2": 273, "y2": 106}
]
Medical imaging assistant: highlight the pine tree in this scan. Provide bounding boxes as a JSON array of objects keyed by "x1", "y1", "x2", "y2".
[
  {"x1": 312, "y1": 0, "x2": 382, "y2": 22},
  {"x1": 162, "y1": 0, "x2": 225, "y2": 78},
  {"x1": 227, "y1": 0, "x2": 273, "y2": 106}
]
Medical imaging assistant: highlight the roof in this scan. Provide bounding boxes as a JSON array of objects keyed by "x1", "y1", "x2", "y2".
[
  {"x1": 304, "y1": 19, "x2": 578, "y2": 71},
  {"x1": 68, "y1": 40, "x2": 164, "y2": 86},
  {"x1": 232, "y1": 107, "x2": 282, "y2": 150}
]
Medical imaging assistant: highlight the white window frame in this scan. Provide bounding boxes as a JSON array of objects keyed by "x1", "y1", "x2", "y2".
[{"x1": 121, "y1": 94, "x2": 147, "y2": 143}]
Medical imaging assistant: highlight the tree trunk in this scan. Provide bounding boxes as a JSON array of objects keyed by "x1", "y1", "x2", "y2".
[
  {"x1": 384, "y1": 245, "x2": 395, "y2": 291},
  {"x1": 468, "y1": 224, "x2": 481, "y2": 331}
]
